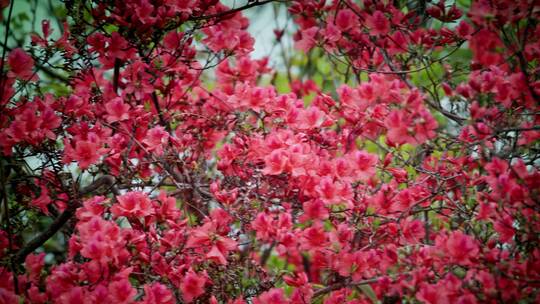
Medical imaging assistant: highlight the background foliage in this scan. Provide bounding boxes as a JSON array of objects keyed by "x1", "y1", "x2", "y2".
[{"x1": 1, "y1": 0, "x2": 540, "y2": 303}]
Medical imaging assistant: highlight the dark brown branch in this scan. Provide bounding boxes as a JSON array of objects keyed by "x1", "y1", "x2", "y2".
[
  {"x1": 13, "y1": 175, "x2": 116, "y2": 264},
  {"x1": 497, "y1": 125, "x2": 540, "y2": 133},
  {"x1": 1, "y1": 160, "x2": 19, "y2": 294},
  {"x1": 379, "y1": 47, "x2": 466, "y2": 125},
  {"x1": 423, "y1": 98, "x2": 466, "y2": 125},
  {"x1": 516, "y1": 6, "x2": 540, "y2": 102},
  {"x1": 355, "y1": 41, "x2": 466, "y2": 75},
  {"x1": 259, "y1": 241, "x2": 275, "y2": 267},
  {"x1": 190, "y1": 0, "x2": 280, "y2": 22},
  {"x1": 35, "y1": 62, "x2": 70, "y2": 84},
  {"x1": 1, "y1": 1, "x2": 19, "y2": 293},
  {"x1": 151, "y1": 92, "x2": 170, "y2": 131},
  {"x1": 0, "y1": 41, "x2": 70, "y2": 85},
  {"x1": 313, "y1": 271, "x2": 411, "y2": 298},
  {"x1": 0, "y1": 0, "x2": 15, "y2": 104},
  {"x1": 113, "y1": 58, "x2": 121, "y2": 94},
  {"x1": 160, "y1": 162, "x2": 209, "y2": 219},
  {"x1": 313, "y1": 276, "x2": 382, "y2": 298}
]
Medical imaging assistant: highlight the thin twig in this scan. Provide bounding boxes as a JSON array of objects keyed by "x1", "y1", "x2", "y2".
[
  {"x1": 13, "y1": 175, "x2": 117, "y2": 264},
  {"x1": 190, "y1": 0, "x2": 281, "y2": 22},
  {"x1": 0, "y1": 0, "x2": 16, "y2": 103},
  {"x1": 313, "y1": 271, "x2": 411, "y2": 298}
]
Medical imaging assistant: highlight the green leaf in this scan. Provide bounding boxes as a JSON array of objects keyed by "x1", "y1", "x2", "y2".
[
  {"x1": 44, "y1": 82, "x2": 70, "y2": 96},
  {"x1": 433, "y1": 112, "x2": 447, "y2": 129},
  {"x1": 360, "y1": 72, "x2": 369, "y2": 82},
  {"x1": 53, "y1": 5, "x2": 67, "y2": 20},
  {"x1": 405, "y1": 165, "x2": 417, "y2": 178},
  {"x1": 303, "y1": 92, "x2": 316, "y2": 107},
  {"x1": 323, "y1": 219, "x2": 334, "y2": 230},
  {"x1": 448, "y1": 48, "x2": 472, "y2": 64},
  {"x1": 452, "y1": 266, "x2": 467, "y2": 279},
  {"x1": 428, "y1": 62, "x2": 444, "y2": 80},
  {"x1": 456, "y1": 0, "x2": 471, "y2": 8},
  {"x1": 267, "y1": 254, "x2": 286, "y2": 272},
  {"x1": 104, "y1": 24, "x2": 119, "y2": 35},
  {"x1": 358, "y1": 284, "x2": 378, "y2": 302},
  {"x1": 313, "y1": 73, "x2": 323, "y2": 88},
  {"x1": 274, "y1": 73, "x2": 290, "y2": 94},
  {"x1": 316, "y1": 58, "x2": 331, "y2": 75},
  {"x1": 432, "y1": 150, "x2": 443, "y2": 159},
  {"x1": 372, "y1": 218, "x2": 381, "y2": 229},
  {"x1": 17, "y1": 12, "x2": 30, "y2": 22},
  {"x1": 364, "y1": 140, "x2": 379, "y2": 154}
]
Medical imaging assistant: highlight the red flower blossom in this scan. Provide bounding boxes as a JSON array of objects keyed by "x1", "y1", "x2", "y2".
[
  {"x1": 180, "y1": 270, "x2": 207, "y2": 303},
  {"x1": 366, "y1": 11, "x2": 391, "y2": 36},
  {"x1": 7, "y1": 48, "x2": 36, "y2": 80},
  {"x1": 111, "y1": 191, "x2": 153, "y2": 218}
]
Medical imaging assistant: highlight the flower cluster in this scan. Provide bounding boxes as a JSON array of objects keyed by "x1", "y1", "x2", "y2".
[{"x1": 0, "y1": 0, "x2": 539, "y2": 303}]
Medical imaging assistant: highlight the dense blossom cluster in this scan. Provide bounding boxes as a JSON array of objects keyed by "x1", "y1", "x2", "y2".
[{"x1": 0, "y1": 0, "x2": 539, "y2": 303}]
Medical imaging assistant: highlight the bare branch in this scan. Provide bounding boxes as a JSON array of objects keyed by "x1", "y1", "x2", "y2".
[
  {"x1": 190, "y1": 0, "x2": 282, "y2": 22},
  {"x1": 13, "y1": 175, "x2": 117, "y2": 264}
]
